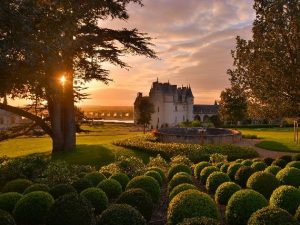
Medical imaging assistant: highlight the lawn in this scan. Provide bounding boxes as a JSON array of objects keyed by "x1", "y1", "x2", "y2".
[
  {"x1": 0, "y1": 123, "x2": 151, "y2": 168},
  {"x1": 238, "y1": 127, "x2": 300, "y2": 152}
]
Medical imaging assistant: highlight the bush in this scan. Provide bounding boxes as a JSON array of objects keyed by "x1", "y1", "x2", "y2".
[
  {"x1": 194, "y1": 162, "x2": 211, "y2": 179},
  {"x1": 295, "y1": 205, "x2": 300, "y2": 222},
  {"x1": 23, "y1": 184, "x2": 50, "y2": 194},
  {"x1": 13, "y1": 191, "x2": 54, "y2": 225},
  {"x1": 167, "y1": 190, "x2": 220, "y2": 225},
  {"x1": 264, "y1": 166, "x2": 281, "y2": 175},
  {"x1": 225, "y1": 189, "x2": 268, "y2": 225},
  {"x1": 209, "y1": 153, "x2": 227, "y2": 164},
  {"x1": 241, "y1": 159, "x2": 253, "y2": 166},
  {"x1": 0, "y1": 192, "x2": 22, "y2": 213},
  {"x1": 214, "y1": 182, "x2": 241, "y2": 205},
  {"x1": 263, "y1": 157, "x2": 274, "y2": 166},
  {"x1": 84, "y1": 172, "x2": 106, "y2": 186},
  {"x1": 286, "y1": 161, "x2": 300, "y2": 169},
  {"x1": 80, "y1": 187, "x2": 108, "y2": 214},
  {"x1": 47, "y1": 193, "x2": 95, "y2": 225},
  {"x1": 169, "y1": 172, "x2": 193, "y2": 191},
  {"x1": 116, "y1": 188, "x2": 153, "y2": 221},
  {"x1": 110, "y1": 173, "x2": 130, "y2": 190},
  {"x1": 248, "y1": 206, "x2": 298, "y2": 225},
  {"x1": 0, "y1": 209, "x2": 16, "y2": 225},
  {"x1": 126, "y1": 175, "x2": 160, "y2": 203},
  {"x1": 220, "y1": 163, "x2": 229, "y2": 173},
  {"x1": 168, "y1": 164, "x2": 192, "y2": 180},
  {"x1": 206, "y1": 172, "x2": 230, "y2": 194},
  {"x1": 2, "y1": 179, "x2": 32, "y2": 193},
  {"x1": 72, "y1": 178, "x2": 93, "y2": 193},
  {"x1": 246, "y1": 172, "x2": 280, "y2": 199},
  {"x1": 293, "y1": 154, "x2": 300, "y2": 161},
  {"x1": 144, "y1": 170, "x2": 162, "y2": 187},
  {"x1": 251, "y1": 162, "x2": 268, "y2": 171},
  {"x1": 270, "y1": 185, "x2": 300, "y2": 214},
  {"x1": 276, "y1": 167, "x2": 300, "y2": 187},
  {"x1": 178, "y1": 216, "x2": 221, "y2": 225},
  {"x1": 278, "y1": 155, "x2": 293, "y2": 163},
  {"x1": 97, "y1": 179, "x2": 122, "y2": 199},
  {"x1": 169, "y1": 184, "x2": 197, "y2": 201},
  {"x1": 147, "y1": 154, "x2": 168, "y2": 173},
  {"x1": 215, "y1": 162, "x2": 224, "y2": 169},
  {"x1": 227, "y1": 163, "x2": 242, "y2": 180},
  {"x1": 199, "y1": 166, "x2": 219, "y2": 184},
  {"x1": 171, "y1": 155, "x2": 192, "y2": 166},
  {"x1": 49, "y1": 184, "x2": 77, "y2": 199},
  {"x1": 147, "y1": 167, "x2": 166, "y2": 181},
  {"x1": 272, "y1": 159, "x2": 287, "y2": 168},
  {"x1": 234, "y1": 166, "x2": 255, "y2": 187}
]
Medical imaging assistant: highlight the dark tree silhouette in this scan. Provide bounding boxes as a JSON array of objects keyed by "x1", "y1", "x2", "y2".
[{"x1": 135, "y1": 97, "x2": 154, "y2": 133}]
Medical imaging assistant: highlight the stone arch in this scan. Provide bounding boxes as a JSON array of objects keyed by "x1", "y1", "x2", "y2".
[
  {"x1": 203, "y1": 115, "x2": 210, "y2": 123},
  {"x1": 194, "y1": 115, "x2": 201, "y2": 121}
]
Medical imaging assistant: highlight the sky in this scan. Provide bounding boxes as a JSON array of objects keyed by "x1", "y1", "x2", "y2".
[{"x1": 65, "y1": 1, "x2": 256, "y2": 107}]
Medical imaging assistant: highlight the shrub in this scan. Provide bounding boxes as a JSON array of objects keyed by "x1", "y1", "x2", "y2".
[
  {"x1": 270, "y1": 185, "x2": 300, "y2": 214},
  {"x1": 171, "y1": 155, "x2": 192, "y2": 166},
  {"x1": 286, "y1": 161, "x2": 300, "y2": 169},
  {"x1": 169, "y1": 172, "x2": 193, "y2": 191},
  {"x1": 167, "y1": 190, "x2": 220, "y2": 225},
  {"x1": 84, "y1": 172, "x2": 106, "y2": 186},
  {"x1": 72, "y1": 178, "x2": 93, "y2": 193},
  {"x1": 0, "y1": 192, "x2": 22, "y2": 213},
  {"x1": 144, "y1": 170, "x2": 162, "y2": 187},
  {"x1": 215, "y1": 162, "x2": 224, "y2": 169},
  {"x1": 47, "y1": 193, "x2": 95, "y2": 225},
  {"x1": 264, "y1": 166, "x2": 281, "y2": 175},
  {"x1": 0, "y1": 209, "x2": 16, "y2": 225},
  {"x1": 263, "y1": 157, "x2": 274, "y2": 166},
  {"x1": 178, "y1": 216, "x2": 221, "y2": 225},
  {"x1": 97, "y1": 179, "x2": 122, "y2": 199},
  {"x1": 276, "y1": 167, "x2": 300, "y2": 187},
  {"x1": 194, "y1": 162, "x2": 211, "y2": 179},
  {"x1": 80, "y1": 187, "x2": 108, "y2": 214},
  {"x1": 295, "y1": 205, "x2": 300, "y2": 222},
  {"x1": 234, "y1": 166, "x2": 255, "y2": 187},
  {"x1": 225, "y1": 189, "x2": 268, "y2": 225},
  {"x1": 23, "y1": 184, "x2": 50, "y2": 194},
  {"x1": 278, "y1": 155, "x2": 293, "y2": 163},
  {"x1": 13, "y1": 191, "x2": 54, "y2": 225},
  {"x1": 241, "y1": 159, "x2": 252, "y2": 166},
  {"x1": 116, "y1": 156, "x2": 146, "y2": 178},
  {"x1": 272, "y1": 159, "x2": 287, "y2": 168},
  {"x1": 293, "y1": 154, "x2": 300, "y2": 161},
  {"x1": 246, "y1": 172, "x2": 280, "y2": 199},
  {"x1": 116, "y1": 188, "x2": 153, "y2": 221},
  {"x1": 49, "y1": 184, "x2": 77, "y2": 199},
  {"x1": 251, "y1": 162, "x2": 268, "y2": 171},
  {"x1": 227, "y1": 163, "x2": 242, "y2": 180},
  {"x1": 147, "y1": 154, "x2": 168, "y2": 173},
  {"x1": 220, "y1": 163, "x2": 229, "y2": 173},
  {"x1": 206, "y1": 172, "x2": 230, "y2": 194},
  {"x1": 209, "y1": 153, "x2": 227, "y2": 164},
  {"x1": 235, "y1": 159, "x2": 243, "y2": 163},
  {"x1": 110, "y1": 173, "x2": 130, "y2": 190},
  {"x1": 147, "y1": 167, "x2": 166, "y2": 181},
  {"x1": 214, "y1": 182, "x2": 241, "y2": 205},
  {"x1": 126, "y1": 175, "x2": 160, "y2": 203},
  {"x1": 248, "y1": 206, "x2": 298, "y2": 225},
  {"x1": 169, "y1": 184, "x2": 197, "y2": 201},
  {"x1": 199, "y1": 166, "x2": 219, "y2": 184},
  {"x1": 2, "y1": 179, "x2": 32, "y2": 193},
  {"x1": 168, "y1": 164, "x2": 192, "y2": 180}
]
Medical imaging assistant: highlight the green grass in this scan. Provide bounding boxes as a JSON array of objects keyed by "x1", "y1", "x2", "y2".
[{"x1": 239, "y1": 128, "x2": 300, "y2": 152}]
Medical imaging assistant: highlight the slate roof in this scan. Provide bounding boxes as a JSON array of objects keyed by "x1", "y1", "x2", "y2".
[{"x1": 193, "y1": 104, "x2": 219, "y2": 115}]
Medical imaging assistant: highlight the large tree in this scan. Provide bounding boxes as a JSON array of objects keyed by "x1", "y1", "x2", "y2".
[
  {"x1": 0, "y1": 0, "x2": 156, "y2": 152},
  {"x1": 228, "y1": 0, "x2": 300, "y2": 118},
  {"x1": 135, "y1": 96, "x2": 154, "y2": 133}
]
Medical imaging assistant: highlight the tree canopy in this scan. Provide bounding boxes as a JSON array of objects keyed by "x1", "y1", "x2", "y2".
[{"x1": 135, "y1": 96, "x2": 154, "y2": 133}]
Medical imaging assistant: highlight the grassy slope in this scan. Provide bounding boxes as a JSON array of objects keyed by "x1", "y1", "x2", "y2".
[{"x1": 239, "y1": 128, "x2": 300, "y2": 152}]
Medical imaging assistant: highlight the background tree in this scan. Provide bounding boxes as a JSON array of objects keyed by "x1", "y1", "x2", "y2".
[
  {"x1": 135, "y1": 97, "x2": 154, "y2": 133},
  {"x1": 0, "y1": 0, "x2": 156, "y2": 152}
]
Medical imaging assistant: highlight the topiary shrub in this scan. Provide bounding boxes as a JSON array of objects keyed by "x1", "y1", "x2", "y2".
[
  {"x1": 49, "y1": 184, "x2": 77, "y2": 199},
  {"x1": 295, "y1": 205, "x2": 300, "y2": 223},
  {"x1": 252, "y1": 158, "x2": 262, "y2": 162},
  {"x1": 206, "y1": 172, "x2": 230, "y2": 194},
  {"x1": 225, "y1": 189, "x2": 268, "y2": 225},
  {"x1": 97, "y1": 204, "x2": 146, "y2": 225},
  {"x1": 276, "y1": 167, "x2": 300, "y2": 187},
  {"x1": 194, "y1": 162, "x2": 211, "y2": 179},
  {"x1": 144, "y1": 170, "x2": 162, "y2": 187},
  {"x1": 227, "y1": 163, "x2": 242, "y2": 180},
  {"x1": 2, "y1": 179, "x2": 32, "y2": 193},
  {"x1": 234, "y1": 166, "x2": 255, "y2": 187},
  {"x1": 47, "y1": 193, "x2": 95, "y2": 225},
  {"x1": 293, "y1": 154, "x2": 300, "y2": 161},
  {"x1": 0, "y1": 209, "x2": 16, "y2": 225},
  {"x1": 167, "y1": 190, "x2": 220, "y2": 225},
  {"x1": 251, "y1": 162, "x2": 268, "y2": 171},
  {"x1": 286, "y1": 161, "x2": 300, "y2": 169},
  {"x1": 72, "y1": 178, "x2": 93, "y2": 193},
  {"x1": 236, "y1": 159, "x2": 243, "y2": 163},
  {"x1": 13, "y1": 191, "x2": 54, "y2": 225},
  {"x1": 270, "y1": 185, "x2": 300, "y2": 214},
  {"x1": 168, "y1": 172, "x2": 193, "y2": 191},
  {"x1": 126, "y1": 175, "x2": 160, "y2": 203},
  {"x1": 84, "y1": 172, "x2": 106, "y2": 186},
  {"x1": 246, "y1": 171, "x2": 280, "y2": 199},
  {"x1": 147, "y1": 167, "x2": 166, "y2": 181},
  {"x1": 215, "y1": 162, "x2": 224, "y2": 169},
  {"x1": 241, "y1": 159, "x2": 252, "y2": 166},
  {"x1": 110, "y1": 173, "x2": 130, "y2": 190},
  {"x1": 116, "y1": 188, "x2": 153, "y2": 221},
  {"x1": 178, "y1": 216, "x2": 221, "y2": 225},
  {"x1": 248, "y1": 206, "x2": 298, "y2": 225},
  {"x1": 220, "y1": 163, "x2": 229, "y2": 173},
  {"x1": 200, "y1": 166, "x2": 219, "y2": 184},
  {"x1": 169, "y1": 183, "x2": 197, "y2": 201},
  {"x1": 263, "y1": 157, "x2": 274, "y2": 166},
  {"x1": 80, "y1": 187, "x2": 108, "y2": 214},
  {"x1": 272, "y1": 159, "x2": 287, "y2": 168},
  {"x1": 97, "y1": 179, "x2": 122, "y2": 199},
  {"x1": 23, "y1": 183, "x2": 50, "y2": 194},
  {"x1": 214, "y1": 182, "x2": 241, "y2": 205},
  {"x1": 0, "y1": 192, "x2": 22, "y2": 213},
  {"x1": 168, "y1": 164, "x2": 192, "y2": 180},
  {"x1": 278, "y1": 155, "x2": 293, "y2": 163},
  {"x1": 264, "y1": 166, "x2": 281, "y2": 175}
]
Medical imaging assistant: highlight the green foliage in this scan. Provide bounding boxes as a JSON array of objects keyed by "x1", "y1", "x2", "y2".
[
  {"x1": 251, "y1": 162, "x2": 268, "y2": 171},
  {"x1": 209, "y1": 153, "x2": 228, "y2": 164},
  {"x1": 276, "y1": 167, "x2": 300, "y2": 187},
  {"x1": 169, "y1": 184, "x2": 197, "y2": 202},
  {"x1": 23, "y1": 184, "x2": 50, "y2": 194},
  {"x1": 144, "y1": 170, "x2": 162, "y2": 187},
  {"x1": 126, "y1": 175, "x2": 160, "y2": 203},
  {"x1": 206, "y1": 172, "x2": 230, "y2": 194},
  {"x1": 286, "y1": 161, "x2": 300, "y2": 169},
  {"x1": 214, "y1": 182, "x2": 241, "y2": 205},
  {"x1": 264, "y1": 166, "x2": 281, "y2": 175},
  {"x1": 293, "y1": 154, "x2": 300, "y2": 161},
  {"x1": 110, "y1": 173, "x2": 130, "y2": 190},
  {"x1": 227, "y1": 163, "x2": 242, "y2": 180},
  {"x1": 220, "y1": 163, "x2": 229, "y2": 173},
  {"x1": 241, "y1": 159, "x2": 253, "y2": 166},
  {"x1": 225, "y1": 189, "x2": 268, "y2": 225},
  {"x1": 263, "y1": 157, "x2": 274, "y2": 166},
  {"x1": 178, "y1": 216, "x2": 221, "y2": 225},
  {"x1": 270, "y1": 185, "x2": 300, "y2": 214},
  {"x1": 147, "y1": 167, "x2": 166, "y2": 182},
  {"x1": 2, "y1": 179, "x2": 32, "y2": 193},
  {"x1": 194, "y1": 162, "x2": 211, "y2": 179},
  {"x1": 97, "y1": 204, "x2": 146, "y2": 225},
  {"x1": 248, "y1": 206, "x2": 299, "y2": 225},
  {"x1": 168, "y1": 164, "x2": 192, "y2": 180},
  {"x1": 72, "y1": 179, "x2": 93, "y2": 193},
  {"x1": 167, "y1": 189, "x2": 220, "y2": 225},
  {"x1": 234, "y1": 166, "x2": 255, "y2": 187},
  {"x1": 295, "y1": 205, "x2": 300, "y2": 223},
  {"x1": 135, "y1": 96, "x2": 155, "y2": 130},
  {"x1": 0, "y1": 209, "x2": 16, "y2": 225},
  {"x1": 13, "y1": 191, "x2": 54, "y2": 225},
  {"x1": 168, "y1": 172, "x2": 193, "y2": 192},
  {"x1": 84, "y1": 172, "x2": 106, "y2": 187},
  {"x1": 147, "y1": 154, "x2": 169, "y2": 173},
  {"x1": 47, "y1": 193, "x2": 95, "y2": 225},
  {"x1": 116, "y1": 188, "x2": 153, "y2": 221},
  {"x1": 49, "y1": 184, "x2": 77, "y2": 199},
  {"x1": 0, "y1": 192, "x2": 22, "y2": 213},
  {"x1": 200, "y1": 166, "x2": 219, "y2": 184},
  {"x1": 246, "y1": 172, "x2": 280, "y2": 199},
  {"x1": 278, "y1": 155, "x2": 293, "y2": 163},
  {"x1": 80, "y1": 187, "x2": 108, "y2": 214},
  {"x1": 171, "y1": 155, "x2": 192, "y2": 166},
  {"x1": 271, "y1": 159, "x2": 287, "y2": 168},
  {"x1": 97, "y1": 179, "x2": 122, "y2": 199}
]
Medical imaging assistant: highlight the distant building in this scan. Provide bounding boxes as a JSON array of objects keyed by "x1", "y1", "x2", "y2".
[
  {"x1": 193, "y1": 103, "x2": 219, "y2": 122},
  {"x1": 0, "y1": 109, "x2": 23, "y2": 130}
]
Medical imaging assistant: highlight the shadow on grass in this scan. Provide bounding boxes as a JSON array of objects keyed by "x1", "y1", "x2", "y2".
[{"x1": 256, "y1": 141, "x2": 298, "y2": 152}]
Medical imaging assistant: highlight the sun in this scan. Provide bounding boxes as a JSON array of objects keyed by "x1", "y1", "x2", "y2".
[{"x1": 60, "y1": 75, "x2": 66, "y2": 86}]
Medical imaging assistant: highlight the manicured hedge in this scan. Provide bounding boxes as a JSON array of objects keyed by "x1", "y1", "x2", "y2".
[
  {"x1": 144, "y1": 171, "x2": 162, "y2": 187},
  {"x1": 169, "y1": 184, "x2": 197, "y2": 201},
  {"x1": 168, "y1": 164, "x2": 192, "y2": 180},
  {"x1": 272, "y1": 159, "x2": 287, "y2": 168},
  {"x1": 215, "y1": 182, "x2": 241, "y2": 205},
  {"x1": 72, "y1": 178, "x2": 93, "y2": 193},
  {"x1": 200, "y1": 166, "x2": 219, "y2": 184},
  {"x1": 194, "y1": 162, "x2": 211, "y2": 179},
  {"x1": 147, "y1": 167, "x2": 166, "y2": 181},
  {"x1": 110, "y1": 173, "x2": 130, "y2": 190},
  {"x1": 169, "y1": 172, "x2": 193, "y2": 191},
  {"x1": 227, "y1": 163, "x2": 242, "y2": 180},
  {"x1": 49, "y1": 184, "x2": 77, "y2": 199},
  {"x1": 251, "y1": 162, "x2": 268, "y2": 171},
  {"x1": 97, "y1": 179, "x2": 122, "y2": 199},
  {"x1": 234, "y1": 166, "x2": 255, "y2": 187},
  {"x1": 84, "y1": 172, "x2": 106, "y2": 186},
  {"x1": 23, "y1": 184, "x2": 50, "y2": 194},
  {"x1": 286, "y1": 161, "x2": 300, "y2": 170},
  {"x1": 2, "y1": 179, "x2": 32, "y2": 193},
  {"x1": 276, "y1": 167, "x2": 300, "y2": 187},
  {"x1": 264, "y1": 166, "x2": 281, "y2": 175},
  {"x1": 206, "y1": 172, "x2": 230, "y2": 194},
  {"x1": 178, "y1": 216, "x2": 221, "y2": 225},
  {"x1": 0, "y1": 192, "x2": 22, "y2": 213},
  {"x1": 0, "y1": 209, "x2": 16, "y2": 225},
  {"x1": 80, "y1": 187, "x2": 108, "y2": 214}
]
